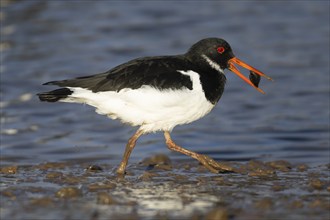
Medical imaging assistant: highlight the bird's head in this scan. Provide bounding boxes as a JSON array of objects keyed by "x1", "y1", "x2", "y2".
[{"x1": 186, "y1": 38, "x2": 273, "y2": 94}]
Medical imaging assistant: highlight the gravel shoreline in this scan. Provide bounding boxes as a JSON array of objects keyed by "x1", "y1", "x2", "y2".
[{"x1": 1, "y1": 155, "x2": 329, "y2": 220}]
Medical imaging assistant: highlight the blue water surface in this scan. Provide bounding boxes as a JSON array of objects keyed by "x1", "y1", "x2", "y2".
[{"x1": 1, "y1": 1, "x2": 329, "y2": 167}]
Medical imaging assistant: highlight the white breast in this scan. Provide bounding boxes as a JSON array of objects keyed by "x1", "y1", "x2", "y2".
[{"x1": 62, "y1": 70, "x2": 215, "y2": 133}]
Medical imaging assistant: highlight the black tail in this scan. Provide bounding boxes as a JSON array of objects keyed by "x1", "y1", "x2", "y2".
[{"x1": 37, "y1": 88, "x2": 73, "y2": 102}]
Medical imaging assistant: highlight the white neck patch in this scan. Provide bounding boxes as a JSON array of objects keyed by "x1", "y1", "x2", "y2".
[{"x1": 201, "y1": 54, "x2": 225, "y2": 74}]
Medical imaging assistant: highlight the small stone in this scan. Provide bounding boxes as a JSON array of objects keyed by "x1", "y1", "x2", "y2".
[
  {"x1": 1, "y1": 190, "x2": 16, "y2": 200},
  {"x1": 30, "y1": 197, "x2": 54, "y2": 206},
  {"x1": 296, "y1": 164, "x2": 309, "y2": 172},
  {"x1": 272, "y1": 184, "x2": 285, "y2": 191},
  {"x1": 45, "y1": 172, "x2": 63, "y2": 179},
  {"x1": 154, "y1": 164, "x2": 172, "y2": 171},
  {"x1": 61, "y1": 176, "x2": 83, "y2": 185},
  {"x1": 139, "y1": 171, "x2": 159, "y2": 181},
  {"x1": 309, "y1": 179, "x2": 325, "y2": 190},
  {"x1": 140, "y1": 154, "x2": 171, "y2": 166},
  {"x1": 0, "y1": 166, "x2": 17, "y2": 174},
  {"x1": 97, "y1": 192, "x2": 119, "y2": 205},
  {"x1": 86, "y1": 165, "x2": 103, "y2": 172},
  {"x1": 183, "y1": 163, "x2": 192, "y2": 170},
  {"x1": 255, "y1": 198, "x2": 273, "y2": 209},
  {"x1": 37, "y1": 162, "x2": 67, "y2": 170},
  {"x1": 204, "y1": 207, "x2": 228, "y2": 220},
  {"x1": 170, "y1": 173, "x2": 188, "y2": 181},
  {"x1": 248, "y1": 168, "x2": 276, "y2": 177},
  {"x1": 290, "y1": 200, "x2": 304, "y2": 209},
  {"x1": 247, "y1": 160, "x2": 266, "y2": 169},
  {"x1": 88, "y1": 182, "x2": 116, "y2": 191},
  {"x1": 266, "y1": 160, "x2": 291, "y2": 172},
  {"x1": 309, "y1": 199, "x2": 329, "y2": 209},
  {"x1": 55, "y1": 187, "x2": 82, "y2": 198},
  {"x1": 247, "y1": 161, "x2": 276, "y2": 177}
]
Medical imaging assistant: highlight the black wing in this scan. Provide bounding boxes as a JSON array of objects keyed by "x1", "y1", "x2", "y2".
[{"x1": 45, "y1": 56, "x2": 193, "y2": 92}]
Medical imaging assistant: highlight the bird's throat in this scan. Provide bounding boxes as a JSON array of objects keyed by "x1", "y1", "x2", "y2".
[{"x1": 201, "y1": 54, "x2": 225, "y2": 75}]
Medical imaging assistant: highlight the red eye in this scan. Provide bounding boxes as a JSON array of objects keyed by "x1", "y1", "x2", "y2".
[{"x1": 217, "y1": 46, "x2": 225, "y2": 54}]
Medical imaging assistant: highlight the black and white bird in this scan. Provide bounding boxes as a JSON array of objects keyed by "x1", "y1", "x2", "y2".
[{"x1": 38, "y1": 38, "x2": 272, "y2": 175}]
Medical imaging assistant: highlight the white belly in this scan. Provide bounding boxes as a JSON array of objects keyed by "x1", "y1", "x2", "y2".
[{"x1": 61, "y1": 70, "x2": 215, "y2": 133}]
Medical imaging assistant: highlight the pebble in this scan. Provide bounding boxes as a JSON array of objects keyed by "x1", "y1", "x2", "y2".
[
  {"x1": 309, "y1": 178, "x2": 325, "y2": 190},
  {"x1": 0, "y1": 166, "x2": 17, "y2": 174},
  {"x1": 1, "y1": 190, "x2": 16, "y2": 200},
  {"x1": 248, "y1": 168, "x2": 276, "y2": 177},
  {"x1": 266, "y1": 160, "x2": 292, "y2": 172},
  {"x1": 296, "y1": 164, "x2": 309, "y2": 172},
  {"x1": 309, "y1": 199, "x2": 329, "y2": 209},
  {"x1": 290, "y1": 200, "x2": 304, "y2": 209},
  {"x1": 55, "y1": 187, "x2": 82, "y2": 198},
  {"x1": 30, "y1": 197, "x2": 54, "y2": 206},
  {"x1": 86, "y1": 165, "x2": 103, "y2": 172},
  {"x1": 37, "y1": 162, "x2": 67, "y2": 170},
  {"x1": 138, "y1": 171, "x2": 159, "y2": 181},
  {"x1": 204, "y1": 207, "x2": 228, "y2": 220},
  {"x1": 255, "y1": 198, "x2": 273, "y2": 209},
  {"x1": 97, "y1": 192, "x2": 119, "y2": 205},
  {"x1": 272, "y1": 184, "x2": 285, "y2": 191},
  {"x1": 45, "y1": 172, "x2": 63, "y2": 179},
  {"x1": 140, "y1": 154, "x2": 171, "y2": 166},
  {"x1": 88, "y1": 182, "x2": 117, "y2": 191}
]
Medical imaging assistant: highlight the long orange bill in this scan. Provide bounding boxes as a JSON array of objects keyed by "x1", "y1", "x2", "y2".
[{"x1": 228, "y1": 57, "x2": 273, "y2": 94}]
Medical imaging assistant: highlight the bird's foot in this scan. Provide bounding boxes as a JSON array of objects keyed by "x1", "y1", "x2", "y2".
[
  {"x1": 116, "y1": 163, "x2": 127, "y2": 176},
  {"x1": 197, "y1": 154, "x2": 236, "y2": 173}
]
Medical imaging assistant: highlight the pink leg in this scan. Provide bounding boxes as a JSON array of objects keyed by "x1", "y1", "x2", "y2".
[
  {"x1": 164, "y1": 131, "x2": 234, "y2": 173},
  {"x1": 117, "y1": 129, "x2": 144, "y2": 175}
]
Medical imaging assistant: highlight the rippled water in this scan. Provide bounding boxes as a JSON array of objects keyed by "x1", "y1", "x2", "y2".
[{"x1": 1, "y1": 1, "x2": 329, "y2": 167}]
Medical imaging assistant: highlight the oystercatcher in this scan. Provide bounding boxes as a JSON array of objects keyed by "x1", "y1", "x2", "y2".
[{"x1": 38, "y1": 38, "x2": 272, "y2": 174}]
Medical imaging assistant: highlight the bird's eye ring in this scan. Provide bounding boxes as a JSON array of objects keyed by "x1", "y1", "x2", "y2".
[{"x1": 217, "y1": 47, "x2": 225, "y2": 54}]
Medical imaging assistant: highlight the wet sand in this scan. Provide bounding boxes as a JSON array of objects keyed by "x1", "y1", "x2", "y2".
[{"x1": 1, "y1": 155, "x2": 329, "y2": 220}]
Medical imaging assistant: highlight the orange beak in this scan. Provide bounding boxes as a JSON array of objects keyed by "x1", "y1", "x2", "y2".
[{"x1": 228, "y1": 57, "x2": 273, "y2": 94}]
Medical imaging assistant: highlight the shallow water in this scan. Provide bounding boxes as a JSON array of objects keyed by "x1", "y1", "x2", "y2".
[
  {"x1": 1, "y1": 161, "x2": 330, "y2": 220},
  {"x1": 1, "y1": 1, "x2": 329, "y2": 167}
]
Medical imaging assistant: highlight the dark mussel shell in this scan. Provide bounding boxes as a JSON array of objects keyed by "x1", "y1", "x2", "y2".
[{"x1": 249, "y1": 70, "x2": 261, "y2": 87}]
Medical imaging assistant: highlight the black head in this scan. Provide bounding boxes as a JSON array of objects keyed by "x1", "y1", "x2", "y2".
[
  {"x1": 185, "y1": 38, "x2": 235, "y2": 70},
  {"x1": 185, "y1": 38, "x2": 273, "y2": 94}
]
